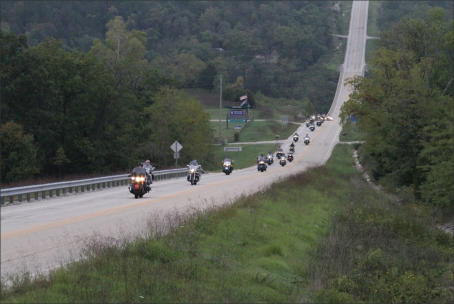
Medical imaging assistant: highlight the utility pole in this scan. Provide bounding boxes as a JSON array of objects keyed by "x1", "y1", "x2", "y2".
[{"x1": 218, "y1": 74, "x2": 223, "y2": 141}]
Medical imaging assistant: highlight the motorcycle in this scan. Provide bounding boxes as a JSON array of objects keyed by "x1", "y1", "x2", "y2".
[
  {"x1": 257, "y1": 159, "x2": 267, "y2": 172},
  {"x1": 304, "y1": 137, "x2": 310, "y2": 145},
  {"x1": 279, "y1": 156, "x2": 287, "y2": 167},
  {"x1": 309, "y1": 125, "x2": 315, "y2": 131},
  {"x1": 187, "y1": 164, "x2": 200, "y2": 185},
  {"x1": 266, "y1": 153, "x2": 274, "y2": 165},
  {"x1": 129, "y1": 174, "x2": 150, "y2": 199},
  {"x1": 293, "y1": 135, "x2": 299, "y2": 142},
  {"x1": 289, "y1": 146, "x2": 295, "y2": 153},
  {"x1": 287, "y1": 153, "x2": 294, "y2": 162},
  {"x1": 306, "y1": 121, "x2": 311, "y2": 128},
  {"x1": 276, "y1": 148, "x2": 284, "y2": 159},
  {"x1": 222, "y1": 158, "x2": 233, "y2": 175},
  {"x1": 316, "y1": 120, "x2": 322, "y2": 126}
]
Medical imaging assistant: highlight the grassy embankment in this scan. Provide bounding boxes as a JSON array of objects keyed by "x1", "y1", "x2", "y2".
[
  {"x1": 210, "y1": 120, "x2": 298, "y2": 143},
  {"x1": 340, "y1": 120, "x2": 363, "y2": 142},
  {"x1": 3, "y1": 144, "x2": 452, "y2": 303}
]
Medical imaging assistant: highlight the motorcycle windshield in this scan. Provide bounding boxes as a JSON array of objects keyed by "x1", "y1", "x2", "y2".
[{"x1": 188, "y1": 165, "x2": 198, "y2": 172}]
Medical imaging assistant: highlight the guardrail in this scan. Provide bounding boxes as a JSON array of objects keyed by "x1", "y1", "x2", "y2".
[{"x1": 0, "y1": 168, "x2": 187, "y2": 205}]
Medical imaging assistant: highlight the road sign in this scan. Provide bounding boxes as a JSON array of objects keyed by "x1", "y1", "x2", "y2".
[
  {"x1": 170, "y1": 141, "x2": 183, "y2": 152},
  {"x1": 173, "y1": 152, "x2": 179, "y2": 159},
  {"x1": 224, "y1": 146, "x2": 242, "y2": 152},
  {"x1": 281, "y1": 115, "x2": 288, "y2": 126},
  {"x1": 229, "y1": 109, "x2": 246, "y2": 123}
]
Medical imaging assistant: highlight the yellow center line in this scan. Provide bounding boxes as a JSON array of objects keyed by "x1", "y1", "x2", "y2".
[{"x1": 2, "y1": 123, "x2": 330, "y2": 240}]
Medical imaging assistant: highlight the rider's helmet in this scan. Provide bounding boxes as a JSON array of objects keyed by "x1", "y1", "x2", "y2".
[{"x1": 145, "y1": 159, "x2": 151, "y2": 164}]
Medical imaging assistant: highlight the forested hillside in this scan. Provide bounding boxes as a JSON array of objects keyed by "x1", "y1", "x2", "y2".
[
  {"x1": 341, "y1": 8, "x2": 454, "y2": 212},
  {"x1": 1, "y1": 1, "x2": 344, "y2": 110},
  {"x1": 0, "y1": 27, "x2": 212, "y2": 184}
]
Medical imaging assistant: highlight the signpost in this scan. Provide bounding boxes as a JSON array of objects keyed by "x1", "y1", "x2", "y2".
[{"x1": 170, "y1": 140, "x2": 183, "y2": 168}]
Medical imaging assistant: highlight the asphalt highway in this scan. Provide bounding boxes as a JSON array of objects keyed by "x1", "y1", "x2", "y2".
[{"x1": 1, "y1": 0, "x2": 369, "y2": 279}]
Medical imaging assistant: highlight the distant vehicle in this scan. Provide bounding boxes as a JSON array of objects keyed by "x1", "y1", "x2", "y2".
[
  {"x1": 257, "y1": 157, "x2": 267, "y2": 172},
  {"x1": 276, "y1": 148, "x2": 284, "y2": 159},
  {"x1": 279, "y1": 155, "x2": 287, "y2": 167},
  {"x1": 293, "y1": 133, "x2": 299, "y2": 142},
  {"x1": 304, "y1": 135, "x2": 310, "y2": 145},
  {"x1": 222, "y1": 158, "x2": 233, "y2": 175},
  {"x1": 287, "y1": 153, "x2": 294, "y2": 162},
  {"x1": 266, "y1": 152, "x2": 274, "y2": 165},
  {"x1": 309, "y1": 125, "x2": 315, "y2": 131}
]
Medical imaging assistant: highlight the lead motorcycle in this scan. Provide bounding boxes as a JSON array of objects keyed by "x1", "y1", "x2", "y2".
[
  {"x1": 129, "y1": 173, "x2": 150, "y2": 199},
  {"x1": 187, "y1": 162, "x2": 201, "y2": 185},
  {"x1": 222, "y1": 158, "x2": 233, "y2": 175}
]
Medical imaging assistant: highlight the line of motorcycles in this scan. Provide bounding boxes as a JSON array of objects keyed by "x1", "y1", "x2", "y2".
[{"x1": 129, "y1": 117, "x2": 323, "y2": 198}]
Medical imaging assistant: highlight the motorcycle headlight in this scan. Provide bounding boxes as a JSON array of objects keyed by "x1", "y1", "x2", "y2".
[
  {"x1": 189, "y1": 168, "x2": 195, "y2": 173},
  {"x1": 131, "y1": 176, "x2": 136, "y2": 181},
  {"x1": 224, "y1": 162, "x2": 231, "y2": 166}
]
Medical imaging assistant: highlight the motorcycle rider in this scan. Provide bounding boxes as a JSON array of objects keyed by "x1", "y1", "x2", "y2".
[
  {"x1": 305, "y1": 133, "x2": 310, "y2": 140},
  {"x1": 187, "y1": 160, "x2": 205, "y2": 181},
  {"x1": 143, "y1": 159, "x2": 155, "y2": 185},
  {"x1": 132, "y1": 162, "x2": 147, "y2": 176}
]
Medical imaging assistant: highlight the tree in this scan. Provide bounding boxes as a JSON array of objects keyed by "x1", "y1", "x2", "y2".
[
  {"x1": 89, "y1": 16, "x2": 148, "y2": 91},
  {"x1": 143, "y1": 88, "x2": 212, "y2": 166},
  {"x1": 0, "y1": 122, "x2": 39, "y2": 183},
  {"x1": 340, "y1": 11, "x2": 454, "y2": 211}
]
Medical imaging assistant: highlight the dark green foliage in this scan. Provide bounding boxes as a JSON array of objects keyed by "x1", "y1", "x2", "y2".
[
  {"x1": 310, "y1": 187, "x2": 454, "y2": 303},
  {"x1": 1, "y1": 1, "x2": 344, "y2": 112},
  {"x1": 0, "y1": 122, "x2": 39, "y2": 183},
  {"x1": 341, "y1": 9, "x2": 454, "y2": 211},
  {"x1": 0, "y1": 30, "x2": 210, "y2": 182}
]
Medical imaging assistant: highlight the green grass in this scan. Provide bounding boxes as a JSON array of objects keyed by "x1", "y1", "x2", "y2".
[
  {"x1": 1, "y1": 145, "x2": 357, "y2": 303},
  {"x1": 208, "y1": 143, "x2": 278, "y2": 171},
  {"x1": 340, "y1": 121, "x2": 363, "y2": 141},
  {"x1": 210, "y1": 120, "x2": 298, "y2": 143}
]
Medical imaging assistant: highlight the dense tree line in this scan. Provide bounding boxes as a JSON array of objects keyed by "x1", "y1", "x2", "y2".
[
  {"x1": 341, "y1": 8, "x2": 454, "y2": 211},
  {"x1": 0, "y1": 26, "x2": 212, "y2": 184},
  {"x1": 1, "y1": 1, "x2": 343, "y2": 112}
]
